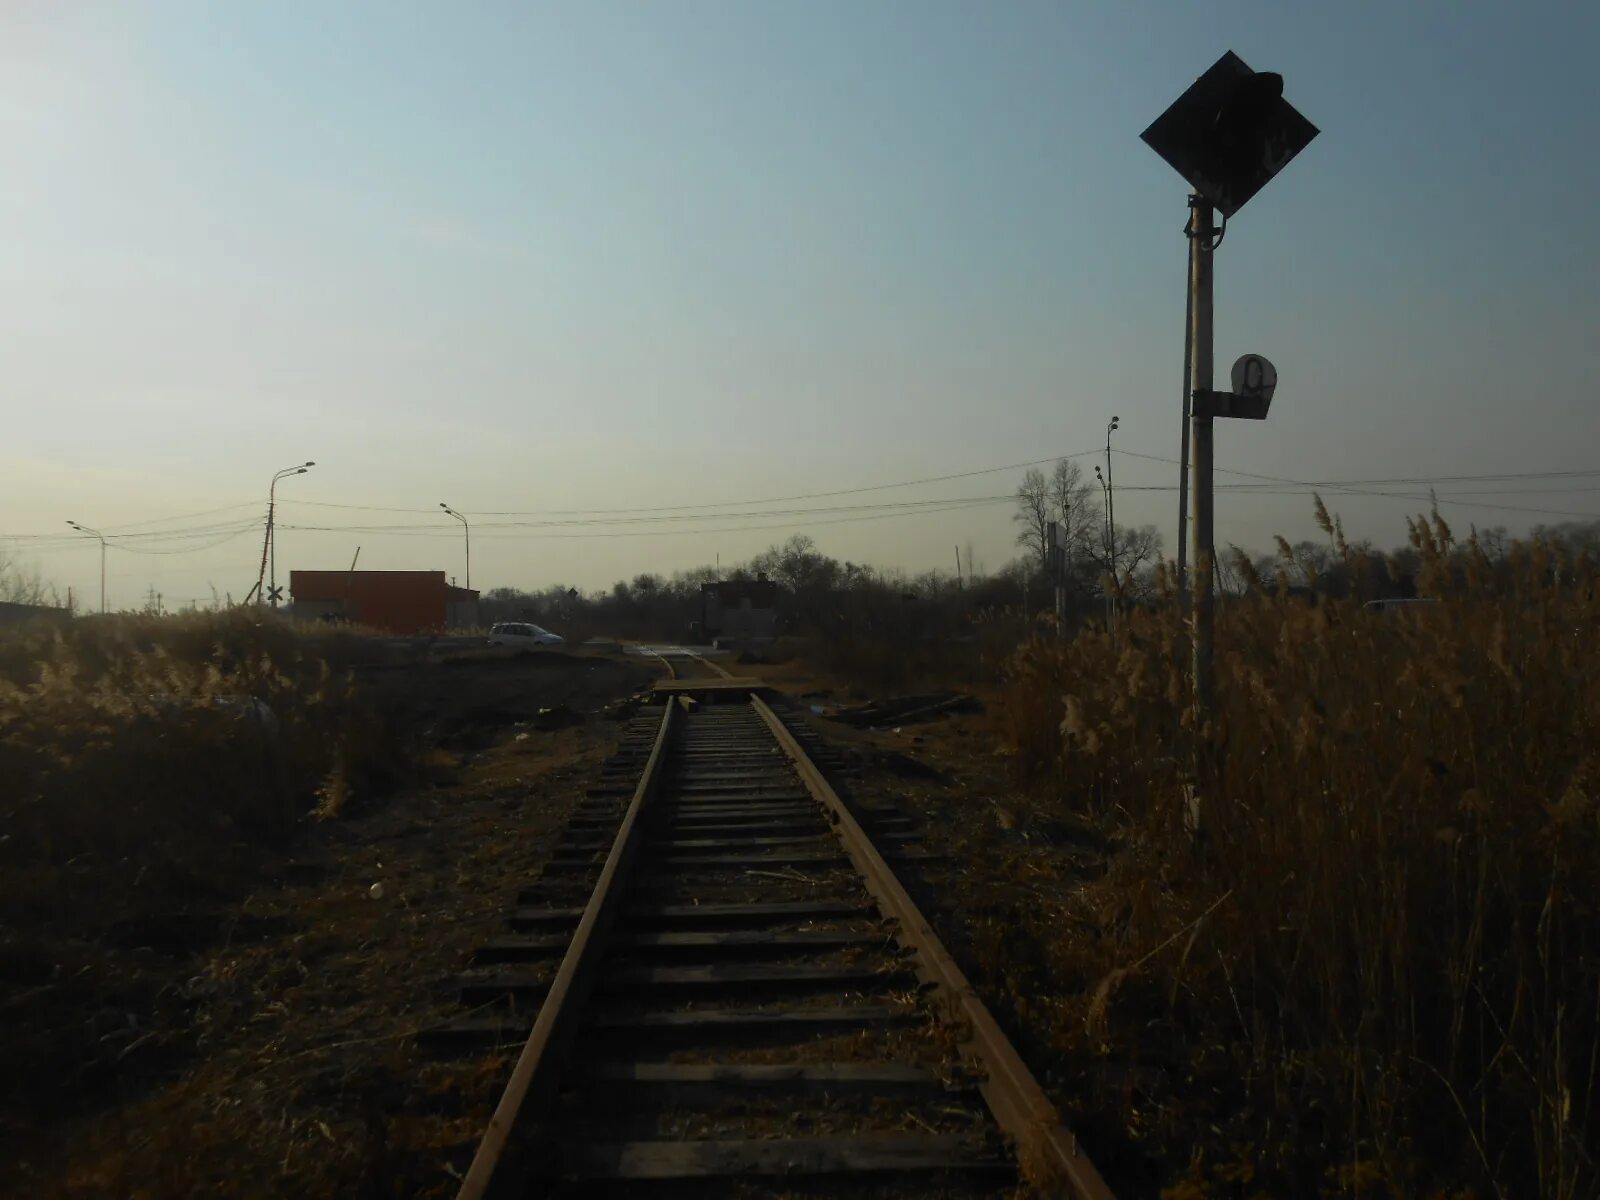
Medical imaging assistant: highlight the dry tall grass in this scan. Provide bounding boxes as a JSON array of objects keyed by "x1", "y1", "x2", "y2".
[
  {"x1": 0, "y1": 610, "x2": 411, "y2": 1119},
  {"x1": 0, "y1": 609, "x2": 404, "y2": 848},
  {"x1": 998, "y1": 512, "x2": 1599, "y2": 1198}
]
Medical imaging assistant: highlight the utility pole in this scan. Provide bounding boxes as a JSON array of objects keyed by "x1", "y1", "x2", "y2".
[
  {"x1": 441, "y1": 504, "x2": 470, "y2": 590},
  {"x1": 66, "y1": 521, "x2": 107, "y2": 613},
  {"x1": 1104, "y1": 415, "x2": 1120, "y2": 616},
  {"x1": 1142, "y1": 50, "x2": 1318, "y2": 731},
  {"x1": 1093, "y1": 465, "x2": 1112, "y2": 631},
  {"x1": 259, "y1": 462, "x2": 315, "y2": 607},
  {"x1": 1061, "y1": 498, "x2": 1073, "y2": 635},
  {"x1": 267, "y1": 507, "x2": 277, "y2": 604},
  {"x1": 1176, "y1": 203, "x2": 1199, "y2": 600},
  {"x1": 954, "y1": 545, "x2": 962, "y2": 589},
  {"x1": 1046, "y1": 521, "x2": 1065, "y2": 637},
  {"x1": 1189, "y1": 203, "x2": 1216, "y2": 719}
]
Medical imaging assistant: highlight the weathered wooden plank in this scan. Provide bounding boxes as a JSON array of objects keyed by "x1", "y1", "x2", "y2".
[
  {"x1": 666, "y1": 805, "x2": 818, "y2": 819},
  {"x1": 574, "y1": 1061, "x2": 953, "y2": 1095},
  {"x1": 464, "y1": 961, "x2": 906, "y2": 1006},
  {"x1": 560, "y1": 834, "x2": 835, "y2": 854},
  {"x1": 602, "y1": 962, "x2": 908, "y2": 995},
  {"x1": 559, "y1": 1134, "x2": 1004, "y2": 1180},
  {"x1": 589, "y1": 1004, "x2": 918, "y2": 1036},
  {"x1": 474, "y1": 929, "x2": 889, "y2": 963},
  {"x1": 661, "y1": 819, "x2": 827, "y2": 835},
  {"x1": 508, "y1": 900, "x2": 873, "y2": 932},
  {"x1": 654, "y1": 852, "x2": 850, "y2": 869},
  {"x1": 629, "y1": 900, "x2": 873, "y2": 924}
]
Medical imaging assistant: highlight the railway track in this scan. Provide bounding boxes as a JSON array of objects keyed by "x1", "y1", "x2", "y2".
[{"x1": 424, "y1": 671, "x2": 1111, "y2": 1198}]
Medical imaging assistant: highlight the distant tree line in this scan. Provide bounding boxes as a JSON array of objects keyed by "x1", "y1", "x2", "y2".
[
  {"x1": 478, "y1": 533, "x2": 1023, "y2": 646},
  {"x1": 480, "y1": 464, "x2": 1600, "y2": 650}
]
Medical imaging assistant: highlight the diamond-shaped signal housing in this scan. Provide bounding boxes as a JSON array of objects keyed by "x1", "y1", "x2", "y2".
[{"x1": 1142, "y1": 50, "x2": 1318, "y2": 218}]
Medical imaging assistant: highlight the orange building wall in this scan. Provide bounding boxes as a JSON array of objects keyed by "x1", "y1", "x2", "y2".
[{"x1": 290, "y1": 570, "x2": 472, "y2": 634}]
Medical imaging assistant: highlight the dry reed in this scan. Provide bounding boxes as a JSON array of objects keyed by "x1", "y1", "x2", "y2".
[{"x1": 996, "y1": 510, "x2": 1600, "y2": 1197}]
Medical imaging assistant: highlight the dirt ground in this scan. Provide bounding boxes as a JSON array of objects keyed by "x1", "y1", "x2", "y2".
[{"x1": 2, "y1": 648, "x2": 655, "y2": 1199}]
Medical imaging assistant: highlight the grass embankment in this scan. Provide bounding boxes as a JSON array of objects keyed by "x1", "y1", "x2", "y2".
[
  {"x1": 995, "y1": 520, "x2": 1599, "y2": 1198},
  {"x1": 0, "y1": 611, "x2": 411, "y2": 1128}
]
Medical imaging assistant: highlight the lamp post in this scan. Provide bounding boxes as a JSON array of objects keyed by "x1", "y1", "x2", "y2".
[
  {"x1": 1104, "y1": 415, "x2": 1120, "y2": 600},
  {"x1": 256, "y1": 461, "x2": 315, "y2": 607},
  {"x1": 1092, "y1": 465, "x2": 1113, "y2": 630},
  {"x1": 66, "y1": 521, "x2": 107, "y2": 613},
  {"x1": 440, "y1": 504, "x2": 469, "y2": 590}
]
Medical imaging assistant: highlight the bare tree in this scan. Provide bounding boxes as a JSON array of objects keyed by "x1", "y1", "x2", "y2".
[
  {"x1": 1083, "y1": 523, "x2": 1163, "y2": 598},
  {"x1": 1113, "y1": 525, "x2": 1163, "y2": 596},
  {"x1": 1048, "y1": 459, "x2": 1102, "y2": 587},
  {"x1": 1012, "y1": 468, "x2": 1052, "y2": 575},
  {"x1": 0, "y1": 548, "x2": 58, "y2": 607},
  {"x1": 751, "y1": 534, "x2": 836, "y2": 594},
  {"x1": 1016, "y1": 459, "x2": 1106, "y2": 583}
]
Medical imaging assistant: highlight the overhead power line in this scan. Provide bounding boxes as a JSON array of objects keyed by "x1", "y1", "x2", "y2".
[
  {"x1": 278, "y1": 493, "x2": 1015, "y2": 533},
  {"x1": 100, "y1": 502, "x2": 263, "y2": 532},
  {"x1": 7, "y1": 448, "x2": 1597, "y2": 556},
  {"x1": 276, "y1": 449, "x2": 1103, "y2": 518},
  {"x1": 279, "y1": 497, "x2": 1015, "y2": 540},
  {"x1": 1116, "y1": 484, "x2": 1600, "y2": 497},
  {"x1": 1111, "y1": 449, "x2": 1600, "y2": 520}
]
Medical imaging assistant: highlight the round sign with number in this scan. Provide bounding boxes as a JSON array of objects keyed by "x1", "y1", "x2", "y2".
[{"x1": 1231, "y1": 354, "x2": 1277, "y2": 403}]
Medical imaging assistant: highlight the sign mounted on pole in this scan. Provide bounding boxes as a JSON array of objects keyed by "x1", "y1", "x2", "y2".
[
  {"x1": 1140, "y1": 51, "x2": 1319, "y2": 218},
  {"x1": 1193, "y1": 353, "x2": 1278, "y2": 420},
  {"x1": 1231, "y1": 353, "x2": 1277, "y2": 405},
  {"x1": 1142, "y1": 50, "x2": 1318, "y2": 734}
]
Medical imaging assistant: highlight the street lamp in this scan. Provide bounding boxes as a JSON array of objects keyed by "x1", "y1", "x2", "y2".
[
  {"x1": 1105, "y1": 415, "x2": 1120, "y2": 600},
  {"x1": 440, "y1": 504, "x2": 469, "y2": 590},
  {"x1": 256, "y1": 461, "x2": 315, "y2": 607},
  {"x1": 66, "y1": 521, "x2": 107, "y2": 613},
  {"x1": 1093, "y1": 466, "x2": 1113, "y2": 630}
]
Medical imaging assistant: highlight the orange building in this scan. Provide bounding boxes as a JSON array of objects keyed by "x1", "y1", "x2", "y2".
[{"x1": 289, "y1": 570, "x2": 479, "y2": 634}]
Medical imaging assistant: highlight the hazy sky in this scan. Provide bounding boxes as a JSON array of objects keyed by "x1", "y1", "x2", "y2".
[{"x1": 4, "y1": 2, "x2": 1597, "y2": 609}]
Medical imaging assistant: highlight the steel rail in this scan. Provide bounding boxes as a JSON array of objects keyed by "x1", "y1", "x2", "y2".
[
  {"x1": 749, "y1": 694, "x2": 1115, "y2": 1199},
  {"x1": 642, "y1": 645, "x2": 679, "y2": 680},
  {"x1": 683, "y1": 649, "x2": 733, "y2": 679},
  {"x1": 455, "y1": 699, "x2": 677, "y2": 1199}
]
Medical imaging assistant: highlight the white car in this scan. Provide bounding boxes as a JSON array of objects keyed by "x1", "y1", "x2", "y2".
[{"x1": 487, "y1": 622, "x2": 564, "y2": 648}]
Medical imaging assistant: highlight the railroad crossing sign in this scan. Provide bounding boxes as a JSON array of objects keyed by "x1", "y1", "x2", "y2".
[{"x1": 267, "y1": 585, "x2": 284, "y2": 603}]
